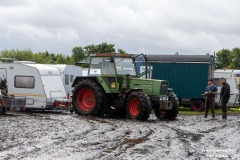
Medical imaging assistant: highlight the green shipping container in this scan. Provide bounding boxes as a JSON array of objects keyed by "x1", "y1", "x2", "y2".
[
  {"x1": 141, "y1": 55, "x2": 215, "y2": 111},
  {"x1": 149, "y1": 62, "x2": 210, "y2": 99}
]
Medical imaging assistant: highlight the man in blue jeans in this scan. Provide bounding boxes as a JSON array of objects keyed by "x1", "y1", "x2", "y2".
[{"x1": 204, "y1": 79, "x2": 218, "y2": 119}]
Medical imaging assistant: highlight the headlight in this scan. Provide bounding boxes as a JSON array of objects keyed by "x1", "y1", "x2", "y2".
[{"x1": 160, "y1": 96, "x2": 168, "y2": 101}]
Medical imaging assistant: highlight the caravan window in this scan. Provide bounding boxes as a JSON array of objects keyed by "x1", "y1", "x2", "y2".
[
  {"x1": 65, "y1": 74, "x2": 69, "y2": 85},
  {"x1": 70, "y1": 75, "x2": 75, "y2": 82},
  {"x1": 15, "y1": 76, "x2": 35, "y2": 88}
]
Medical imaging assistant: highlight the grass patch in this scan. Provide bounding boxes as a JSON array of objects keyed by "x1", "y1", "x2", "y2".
[{"x1": 179, "y1": 106, "x2": 240, "y2": 115}]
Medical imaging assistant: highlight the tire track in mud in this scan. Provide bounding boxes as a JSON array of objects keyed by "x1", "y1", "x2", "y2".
[
  {"x1": 98, "y1": 130, "x2": 153, "y2": 159},
  {"x1": 199, "y1": 124, "x2": 227, "y2": 133},
  {"x1": 0, "y1": 114, "x2": 101, "y2": 160},
  {"x1": 162, "y1": 124, "x2": 205, "y2": 158},
  {"x1": 78, "y1": 117, "x2": 156, "y2": 159}
]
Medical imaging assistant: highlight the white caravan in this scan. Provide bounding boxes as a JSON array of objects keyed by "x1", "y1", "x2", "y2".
[
  {"x1": 214, "y1": 69, "x2": 239, "y2": 107},
  {"x1": 233, "y1": 70, "x2": 240, "y2": 86},
  {"x1": 0, "y1": 63, "x2": 67, "y2": 109},
  {"x1": 48, "y1": 65, "x2": 82, "y2": 95}
]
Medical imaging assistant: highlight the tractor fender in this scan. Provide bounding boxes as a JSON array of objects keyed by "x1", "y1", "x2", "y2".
[
  {"x1": 72, "y1": 76, "x2": 112, "y2": 93},
  {"x1": 72, "y1": 76, "x2": 100, "y2": 87},
  {"x1": 123, "y1": 89, "x2": 143, "y2": 103}
]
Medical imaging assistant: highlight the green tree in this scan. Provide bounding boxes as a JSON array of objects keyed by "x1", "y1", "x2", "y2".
[
  {"x1": 71, "y1": 46, "x2": 86, "y2": 64},
  {"x1": 216, "y1": 49, "x2": 231, "y2": 69},
  {"x1": 229, "y1": 48, "x2": 240, "y2": 69},
  {"x1": 84, "y1": 42, "x2": 116, "y2": 54},
  {"x1": 118, "y1": 48, "x2": 127, "y2": 54},
  {"x1": 56, "y1": 54, "x2": 66, "y2": 64}
]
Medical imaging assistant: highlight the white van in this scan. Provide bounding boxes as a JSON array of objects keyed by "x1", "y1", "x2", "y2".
[
  {"x1": 0, "y1": 63, "x2": 68, "y2": 109},
  {"x1": 214, "y1": 69, "x2": 239, "y2": 107}
]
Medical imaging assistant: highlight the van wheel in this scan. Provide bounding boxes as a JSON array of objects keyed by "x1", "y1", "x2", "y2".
[{"x1": 190, "y1": 100, "x2": 204, "y2": 111}]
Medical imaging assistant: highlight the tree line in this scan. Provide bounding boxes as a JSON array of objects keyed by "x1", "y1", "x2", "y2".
[
  {"x1": 0, "y1": 43, "x2": 239, "y2": 69},
  {"x1": 0, "y1": 42, "x2": 126, "y2": 65},
  {"x1": 216, "y1": 48, "x2": 240, "y2": 69}
]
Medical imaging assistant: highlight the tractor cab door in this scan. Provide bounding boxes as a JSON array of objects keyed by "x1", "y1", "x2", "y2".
[{"x1": 88, "y1": 57, "x2": 120, "y2": 93}]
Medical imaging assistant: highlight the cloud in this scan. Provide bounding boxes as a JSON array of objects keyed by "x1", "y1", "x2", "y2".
[{"x1": 0, "y1": 0, "x2": 240, "y2": 55}]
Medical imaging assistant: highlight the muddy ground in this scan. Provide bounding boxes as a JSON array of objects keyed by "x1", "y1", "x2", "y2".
[{"x1": 0, "y1": 112, "x2": 240, "y2": 160}]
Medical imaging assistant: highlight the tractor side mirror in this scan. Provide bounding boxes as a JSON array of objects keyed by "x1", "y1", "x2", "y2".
[{"x1": 110, "y1": 56, "x2": 115, "y2": 63}]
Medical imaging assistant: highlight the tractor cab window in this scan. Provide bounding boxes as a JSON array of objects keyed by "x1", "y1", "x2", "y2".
[
  {"x1": 89, "y1": 57, "x2": 115, "y2": 75},
  {"x1": 115, "y1": 58, "x2": 136, "y2": 76}
]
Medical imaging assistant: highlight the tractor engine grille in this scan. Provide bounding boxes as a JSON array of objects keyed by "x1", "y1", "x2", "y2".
[{"x1": 160, "y1": 81, "x2": 168, "y2": 95}]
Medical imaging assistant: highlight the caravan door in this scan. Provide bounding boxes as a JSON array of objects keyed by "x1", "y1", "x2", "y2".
[
  {"x1": 0, "y1": 68, "x2": 7, "y2": 80},
  {"x1": 41, "y1": 75, "x2": 66, "y2": 107}
]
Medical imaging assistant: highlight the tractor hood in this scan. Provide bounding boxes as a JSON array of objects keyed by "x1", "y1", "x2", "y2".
[{"x1": 122, "y1": 78, "x2": 169, "y2": 96}]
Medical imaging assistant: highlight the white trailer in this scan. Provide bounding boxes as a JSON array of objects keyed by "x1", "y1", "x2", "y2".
[
  {"x1": 214, "y1": 69, "x2": 239, "y2": 107},
  {"x1": 48, "y1": 65, "x2": 82, "y2": 95},
  {"x1": 0, "y1": 63, "x2": 69, "y2": 110}
]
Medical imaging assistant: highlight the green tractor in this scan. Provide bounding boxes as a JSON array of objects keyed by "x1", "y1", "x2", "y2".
[{"x1": 72, "y1": 53, "x2": 179, "y2": 120}]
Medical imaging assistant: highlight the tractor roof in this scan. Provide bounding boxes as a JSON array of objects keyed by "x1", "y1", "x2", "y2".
[
  {"x1": 89, "y1": 53, "x2": 133, "y2": 58},
  {"x1": 77, "y1": 53, "x2": 134, "y2": 64}
]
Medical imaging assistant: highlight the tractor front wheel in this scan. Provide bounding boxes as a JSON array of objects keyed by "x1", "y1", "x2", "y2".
[
  {"x1": 72, "y1": 79, "x2": 107, "y2": 116},
  {"x1": 164, "y1": 92, "x2": 179, "y2": 120},
  {"x1": 126, "y1": 90, "x2": 151, "y2": 120},
  {"x1": 155, "y1": 92, "x2": 179, "y2": 120}
]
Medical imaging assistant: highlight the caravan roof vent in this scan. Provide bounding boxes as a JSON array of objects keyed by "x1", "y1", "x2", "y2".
[{"x1": 14, "y1": 61, "x2": 36, "y2": 64}]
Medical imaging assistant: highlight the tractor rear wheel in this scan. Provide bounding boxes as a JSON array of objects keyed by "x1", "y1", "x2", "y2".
[
  {"x1": 72, "y1": 79, "x2": 107, "y2": 116},
  {"x1": 126, "y1": 90, "x2": 151, "y2": 120}
]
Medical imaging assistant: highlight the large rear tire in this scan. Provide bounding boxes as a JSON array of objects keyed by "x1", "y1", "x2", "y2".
[
  {"x1": 126, "y1": 90, "x2": 151, "y2": 120},
  {"x1": 72, "y1": 79, "x2": 107, "y2": 116}
]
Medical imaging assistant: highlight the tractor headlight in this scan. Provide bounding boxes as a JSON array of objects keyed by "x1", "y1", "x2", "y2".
[
  {"x1": 111, "y1": 82, "x2": 119, "y2": 89},
  {"x1": 160, "y1": 96, "x2": 168, "y2": 101}
]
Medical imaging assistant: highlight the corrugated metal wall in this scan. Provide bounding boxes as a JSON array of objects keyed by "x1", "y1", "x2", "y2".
[{"x1": 149, "y1": 62, "x2": 210, "y2": 99}]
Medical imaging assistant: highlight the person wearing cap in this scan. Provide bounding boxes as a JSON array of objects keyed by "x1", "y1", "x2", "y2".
[
  {"x1": 204, "y1": 79, "x2": 218, "y2": 119},
  {"x1": 220, "y1": 77, "x2": 230, "y2": 119}
]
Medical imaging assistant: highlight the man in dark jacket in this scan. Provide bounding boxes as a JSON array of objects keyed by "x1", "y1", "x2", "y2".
[{"x1": 220, "y1": 77, "x2": 230, "y2": 119}]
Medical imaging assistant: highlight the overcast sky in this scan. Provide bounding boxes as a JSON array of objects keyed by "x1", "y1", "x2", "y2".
[{"x1": 0, "y1": 0, "x2": 240, "y2": 55}]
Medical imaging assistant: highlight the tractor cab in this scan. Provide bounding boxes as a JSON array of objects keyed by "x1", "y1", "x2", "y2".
[{"x1": 86, "y1": 53, "x2": 137, "y2": 77}]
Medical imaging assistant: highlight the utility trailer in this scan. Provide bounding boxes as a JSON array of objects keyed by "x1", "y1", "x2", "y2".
[
  {"x1": 0, "y1": 78, "x2": 26, "y2": 115},
  {"x1": 0, "y1": 63, "x2": 71, "y2": 111},
  {"x1": 0, "y1": 96, "x2": 26, "y2": 115},
  {"x1": 136, "y1": 54, "x2": 215, "y2": 111}
]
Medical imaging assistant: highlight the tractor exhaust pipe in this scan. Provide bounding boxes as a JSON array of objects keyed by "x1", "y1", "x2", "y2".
[{"x1": 126, "y1": 74, "x2": 130, "y2": 89}]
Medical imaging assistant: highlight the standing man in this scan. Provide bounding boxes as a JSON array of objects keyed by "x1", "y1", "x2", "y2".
[
  {"x1": 220, "y1": 77, "x2": 230, "y2": 120},
  {"x1": 204, "y1": 79, "x2": 218, "y2": 119}
]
